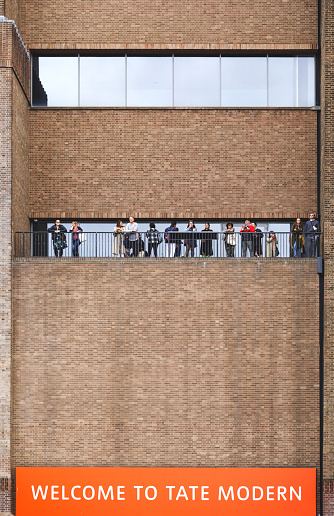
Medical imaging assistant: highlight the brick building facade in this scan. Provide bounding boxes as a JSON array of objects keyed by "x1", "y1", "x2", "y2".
[{"x1": 0, "y1": 0, "x2": 332, "y2": 514}]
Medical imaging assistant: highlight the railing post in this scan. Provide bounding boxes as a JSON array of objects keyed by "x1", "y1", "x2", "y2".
[{"x1": 22, "y1": 232, "x2": 25, "y2": 258}]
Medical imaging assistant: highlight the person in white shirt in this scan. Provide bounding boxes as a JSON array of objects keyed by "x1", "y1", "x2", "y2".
[{"x1": 126, "y1": 216, "x2": 139, "y2": 257}]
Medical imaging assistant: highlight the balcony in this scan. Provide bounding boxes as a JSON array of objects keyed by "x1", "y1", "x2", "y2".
[{"x1": 14, "y1": 231, "x2": 321, "y2": 259}]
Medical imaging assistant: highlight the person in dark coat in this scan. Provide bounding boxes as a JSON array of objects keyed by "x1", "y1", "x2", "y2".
[
  {"x1": 48, "y1": 219, "x2": 67, "y2": 257},
  {"x1": 184, "y1": 220, "x2": 197, "y2": 257},
  {"x1": 290, "y1": 218, "x2": 304, "y2": 257},
  {"x1": 240, "y1": 219, "x2": 255, "y2": 257},
  {"x1": 252, "y1": 222, "x2": 263, "y2": 257},
  {"x1": 304, "y1": 213, "x2": 320, "y2": 257},
  {"x1": 200, "y1": 222, "x2": 214, "y2": 257}
]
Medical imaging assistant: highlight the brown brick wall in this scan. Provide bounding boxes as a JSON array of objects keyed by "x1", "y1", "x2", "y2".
[
  {"x1": 12, "y1": 259, "x2": 319, "y2": 475},
  {"x1": 0, "y1": 19, "x2": 28, "y2": 513},
  {"x1": 5, "y1": 0, "x2": 20, "y2": 29},
  {"x1": 0, "y1": 67, "x2": 12, "y2": 513},
  {"x1": 19, "y1": 0, "x2": 318, "y2": 50},
  {"x1": 0, "y1": 21, "x2": 12, "y2": 65},
  {"x1": 0, "y1": 20, "x2": 30, "y2": 99},
  {"x1": 324, "y1": 480, "x2": 334, "y2": 516},
  {"x1": 321, "y1": 0, "x2": 334, "y2": 512},
  {"x1": 29, "y1": 108, "x2": 317, "y2": 221},
  {"x1": 12, "y1": 73, "x2": 29, "y2": 236}
]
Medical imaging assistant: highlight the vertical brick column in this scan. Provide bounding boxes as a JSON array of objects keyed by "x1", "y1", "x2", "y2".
[
  {"x1": 0, "y1": 17, "x2": 29, "y2": 513},
  {"x1": 321, "y1": 0, "x2": 334, "y2": 514},
  {"x1": 0, "y1": 47, "x2": 12, "y2": 515}
]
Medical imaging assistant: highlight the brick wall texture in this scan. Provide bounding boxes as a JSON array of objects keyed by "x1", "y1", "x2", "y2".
[
  {"x1": 321, "y1": 0, "x2": 334, "y2": 514},
  {"x1": 19, "y1": 0, "x2": 318, "y2": 50},
  {"x1": 12, "y1": 70, "x2": 29, "y2": 236},
  {"x1": 0, "y1": 18, "x2": 29, "y2": 514},
  {"x1": 4, "y1": 0, "x2": 20, "y2": 30},
  {"x1": 12, "y1": 259, "x2": 319, "y2": 476},
  {"x1": 29, "y1": 108, "x2": 317, "y2": 221},
  {"x1": 324, "y1": 480, "x2": 334, "y2": 516},
  {"x1": 0, "y1": 21, "x2": 30, "y2": 100},
  {"x1": 0, "y1": 67, "x2": 12, "y2": 514}
]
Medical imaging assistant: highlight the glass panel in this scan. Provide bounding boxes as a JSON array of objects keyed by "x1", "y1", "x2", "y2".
[
  {"x1": 33, "y1": 55, "x2": 316, "y2": 108},
  {"x1": 80, "y1": 57, "x2": 126, "y2": 107},
  {"x1": 297, "y1": 57, "x2": 315, "y2": 107},
  {"x1": 127, "y1": 57, "x2": 173, "y2": 107},
  {"x1": 268, "y1": 57, "x2": 297, "y2": 107},
  {"x1": 32, "y1": 56, "x2": 48, "y2": 106},
  {"x1": 38, "y1": 57, "x2": 79, "y2": 107},
  {"x1": 221, "y1": 57, "x2": 267, "y2": 107},
  {"x1": 174, "y1": 57, "x2": 220, "y2": 107}
]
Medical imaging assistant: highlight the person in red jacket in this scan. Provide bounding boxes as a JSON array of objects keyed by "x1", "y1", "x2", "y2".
[{"x1": 240, "y1": 219, "x2": 255, "y2": 257}]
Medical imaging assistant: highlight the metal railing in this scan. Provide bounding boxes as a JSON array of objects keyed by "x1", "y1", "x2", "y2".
[{"x1": 14, "y1": 231, "x2": 321, "y2": 258}]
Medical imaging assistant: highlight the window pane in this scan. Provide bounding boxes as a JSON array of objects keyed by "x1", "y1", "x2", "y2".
[
  {"x1": 80, "y1": 57, "x2": 125, "y2": 107},
  {"x1": 38, "y1": 57, "x2": 79, "y2": 107},
  {"x1": 221, "y1": 57, "x2": 267, "y2": 107},
  {"x1": 298, "y1": 57, "x2": 315, "y2": 107},
  {"x1": 268, "y1": 57, "x2": 297, "y2": 107},
  {"x1": 174, "y1": 57, "x2": 220, "y2": 107},
  {"x1": 127, "y1": 57, "x2": 173, "y2": 107}
]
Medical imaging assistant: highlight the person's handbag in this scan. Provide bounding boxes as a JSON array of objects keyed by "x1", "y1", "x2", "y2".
[
  {"x1": 60, "y1": 233, "x2": 68, "y2": 248},
  {"x1": 79, "y1": 232, "x2": 87, "y2": 243}
]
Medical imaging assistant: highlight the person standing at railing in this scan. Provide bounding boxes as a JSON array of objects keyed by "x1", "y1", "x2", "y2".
[
  {"x1": 252, "y1": 222, "x2": 263, "y2": 257},
  {"x1": 70, "y1": 221, "x2": 83, "y2": 257},
  {"x1": 266, "y1": 231, "x2": 279, "y2": 257},
  {"x1": 113, "y1": 220, "x2": 125, "y2": 257},
  {"x1": 146, "y1": 222, "x2": 162, "y2": 257},
  {"x1": 304, "y1": 213, "x2": 320, "y2": 258},
  {"x1": 240, "y1": 219, "x2": 255, "y2": 257},
  {"x1": 164, "y1": 221, "x2": 179, "y2": 258},
  {"x1": 223, "y1": 222, "x2": 236, "y2": 257},
  {"x1": 184, "y1": 220, "x2": 197, "y2": 257},
  {"x1": 137, "y1": 233, "x2": 146, "y2": 257},
  {"x1": 125, "y1": 216, "x2": 139, "y2": 257},
  {"x1": 200, "y1": 222, "x2": 214, "y2": 257},
  {"x1": 48, "y1": 219, "x2": 67, "y2": 257},
  {"x1": 290, "y1": 218, "x2": 304, "y2": 258}
]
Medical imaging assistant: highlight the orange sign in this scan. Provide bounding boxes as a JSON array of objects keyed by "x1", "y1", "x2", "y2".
[{"x1": 16, "y1": 467, "x2": 316, "y2": 516}]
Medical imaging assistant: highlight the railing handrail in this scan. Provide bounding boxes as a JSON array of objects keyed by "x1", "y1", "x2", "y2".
[{"x1": 14, "y1": 231, "x2": 321, "y2": 259}]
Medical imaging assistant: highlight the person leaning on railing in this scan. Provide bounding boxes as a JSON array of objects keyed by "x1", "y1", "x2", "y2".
[
  {"x1": 113, "y1": 220, "x2": 125, "y2": 257},
  {"x1": 240, "y1": 220, "x2": 255, "y2": 257},
  {"x1": 70, "y1": 221, "x2": 83, "y2": 257},
  {"x1": 184, "y1": 220, "x2": 197, "y2": 257},
  {"x1": 223, "y1": 222, "x2": 236, "y2": 257},
  {"x1": 252, "y1": 222, "x2": 263, "y2": 257},
  {"x1": 48, "y1": 219, "x2": 67, "y2": 257},
  {"x1": 125, "y1": 216, "x2": 139, "y2": 257},
  {"x1": 290, "y1": 218, "x2": 304, "y2": 258},
  {"x1": 266, "y1": 231, "x2": 279, "y2": 257},
  {"x1": 164, "y1": 221, "x2": 179, "y2": 258}
]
